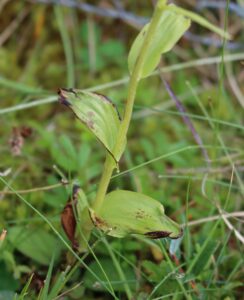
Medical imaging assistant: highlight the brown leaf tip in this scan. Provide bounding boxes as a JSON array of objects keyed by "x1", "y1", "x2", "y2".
[
  {"x1": 146, "y1": 231, "x2": 172, "y2": 239},
  {"x1": 58, "y1": 88, "x2": 71, "y2": 107},
  {"x1": 72, "y1": 184, "x2": 80, "y2": 201},
  {"x1": 89, "y1": 210, "x2": 109, "y2": 229},
  {"x1": 146, "y1": 227, "x2": 184, "y2": 240}
]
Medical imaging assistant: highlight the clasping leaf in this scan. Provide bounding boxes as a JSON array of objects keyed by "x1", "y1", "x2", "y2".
[
  {"x1": 90, "y1": 190, "x2": 182, "y2": 239},
  {"x1": 128, "y1": 4, "x2": 191, "y2": 78},
  {"x1": 128, "y1": 3, "x2": 231, "y2": 79},
  {"x1": 58, "y1": 89, "x2": 124, "y2": 163}
]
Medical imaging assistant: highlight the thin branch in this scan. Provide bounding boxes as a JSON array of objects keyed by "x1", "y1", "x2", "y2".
[
  {"x1": 185, "y1": 211, "x2": 244, "y2": 227},
  {"x1": 54, "y1": 282, "x2": 83, "y2": 300},
  {"x1": 161, "y1": 78, "x2": 211, "y2": 168},
  {"x1": 30, "y1": 0, "x2": 242, "y2": 48},
  {"x1": 159, "y1": 163, "x2": 244, "y2": 175},
  {"x1": 226, "y1": 60, "x2": 244, "y2": 108},
  {"x1": 0, "y1": 0, "x2": 10, "y2": 14},
  {"x1": 29, "y1": 0, "x2": 147, "y2": 27},
  {"x1": 1, "y1": 52, "x2": 244, "y2": 115},
  {"x1": 218, "y1": 208, "x2": 244, "y2": 244},
  {"x1": 197, "y1": 1, "x2": 244, "y2": 18},
  {"x1": 0, "y1": 8, "x2": 29, "y2": 46},
  {"x1": 185, "y1": 32, "x2": 243, "y2": 50},
  {"x1": 0, "y1": 180, "x2": 69, "y2": 195}
]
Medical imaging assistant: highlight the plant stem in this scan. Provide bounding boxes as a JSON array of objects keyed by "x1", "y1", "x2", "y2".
[{"x1": 93, "y1": 0, "x2": 166, "y2": 212}]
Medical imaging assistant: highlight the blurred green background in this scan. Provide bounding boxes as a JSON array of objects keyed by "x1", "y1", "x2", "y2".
[{"x1": 0, "y1": 1, "x2": 243, "y2": 299}]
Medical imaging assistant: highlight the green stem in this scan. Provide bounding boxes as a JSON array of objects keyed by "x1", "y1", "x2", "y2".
[{"x1": 93, "y1": 0, "x2": 166, "y2": 212}]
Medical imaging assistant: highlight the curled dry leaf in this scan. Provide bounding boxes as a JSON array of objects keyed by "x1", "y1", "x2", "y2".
[{"x1": 61, "y1": 185, "x2": 80, "y2": 250}]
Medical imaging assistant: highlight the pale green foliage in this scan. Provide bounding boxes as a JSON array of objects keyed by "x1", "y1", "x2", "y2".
[
  {"x1": 59, "y1": 89, "x2": 124, "y2": 162},
  {"x1": 76, "y1": 188, "x2": 93, "y2": 252},
  {"x1": 90, "y1": 190, "x2": 182, "y2": 239},
  {"x1": 128, "y1": 4, "x2": 191, "y2": 78},
  {"x1": 128, "y1": 3, "x2": 230, "y2": 79},
  {"x1": 167, "y1": 5, "x2": 231, "y2": 40}
]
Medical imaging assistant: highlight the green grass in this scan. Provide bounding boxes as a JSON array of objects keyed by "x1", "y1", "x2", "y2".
[{"x1": 0, "y1": 1, "x2": 243, "y2": 299}]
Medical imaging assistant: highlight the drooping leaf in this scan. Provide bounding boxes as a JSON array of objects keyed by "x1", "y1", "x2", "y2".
[
  {"x1": 8, "y1": 226, "x2": 63, "y2": 265},
  {"x1": 58, "y1": 89, "x2": 125, "y2": 162},
  {"x1": 128, "y1": 4, "x2": 191, "y2": 78},
  {"x1": 90, "y1": 190, "x2": 182, "y2": 239}
]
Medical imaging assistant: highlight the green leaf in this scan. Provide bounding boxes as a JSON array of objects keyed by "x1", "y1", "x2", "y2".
[
  {"x1": 17, "y1": 273, "x2": 34, "y2": 300},
  {"x1": 142, "y1": 260, "x2": 178, "y2": 294},
  {"x1": 59, "y1": 89, "x2": 124, "y2": 162},
  {"x1": 47, "y1": 271, "x2": 69, "y2": 300},
  {"x1": 187, "y1": 240, "x2": 219, "y2": 278},
  {"x1": 78, "y1": 143, "x2": 91, "y2": 168},
  {"x1": 128, "y1": 4, "x2": 191, "y2": 78},
  {"x1": 51, "y1": 134, "x2": 78, "y2": 172},
  {"x1": 8, "y1": 226, "x2": 63, "y2": 266},
  {"x1": 75, "y1": 187, "x2": 94, "y2": 252},
  {"x1": 167, "y1": 5, "x2": 231, "y2": 40},
  {"x1": 38, "y1": 254, "x2": 55, "y2": 300},
  {"x1": 0, "y1": 291, "x2": 15, "y2": 300},
  {"x1": 83, "y1": 258, "x2": 136, "y2": 292},
  {"x1": 90, "y1": 190, "x2": 182, "y2": 239},
  {"x1": 0, "y1": 262, "x2": 19, "y2": 291}
]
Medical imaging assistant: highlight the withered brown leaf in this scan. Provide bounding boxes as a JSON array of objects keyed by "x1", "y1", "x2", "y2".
[{"x1": 61, "y1": 185, "x2": 80, "y2": 250}]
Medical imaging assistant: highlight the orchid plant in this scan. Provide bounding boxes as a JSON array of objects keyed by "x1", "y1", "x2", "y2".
[{"x1": 59, "y1": 0, "x2": 230, "y2": 251}]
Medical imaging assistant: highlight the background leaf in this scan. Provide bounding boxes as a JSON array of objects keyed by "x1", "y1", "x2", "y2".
[
  {"x1": 187, "y1": 240, "x2": 219, "y2": 278},
  {"x1": 8, "y1": 226, "x2": 63, "y2": 266},
  {"x1": 83, "y1": 258, "x2": 136, "y2": 292},
  {"x1": 0, "y1": 262, "x2": 19, "y2": 291}
]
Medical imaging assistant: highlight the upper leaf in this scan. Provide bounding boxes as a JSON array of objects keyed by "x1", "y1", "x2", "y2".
[
  {"x1": 90, "y1": 190, "x2": 182, "y2": 239},
  {"x1": 128, "y1": 4, "x2": 191, "y2": 78},
  {"x1": 59, "y1": 89, "x2": 124, "y2": 162},
  {"x1": 167, "y1": 5, "x2": 231, "y2": 40}
]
